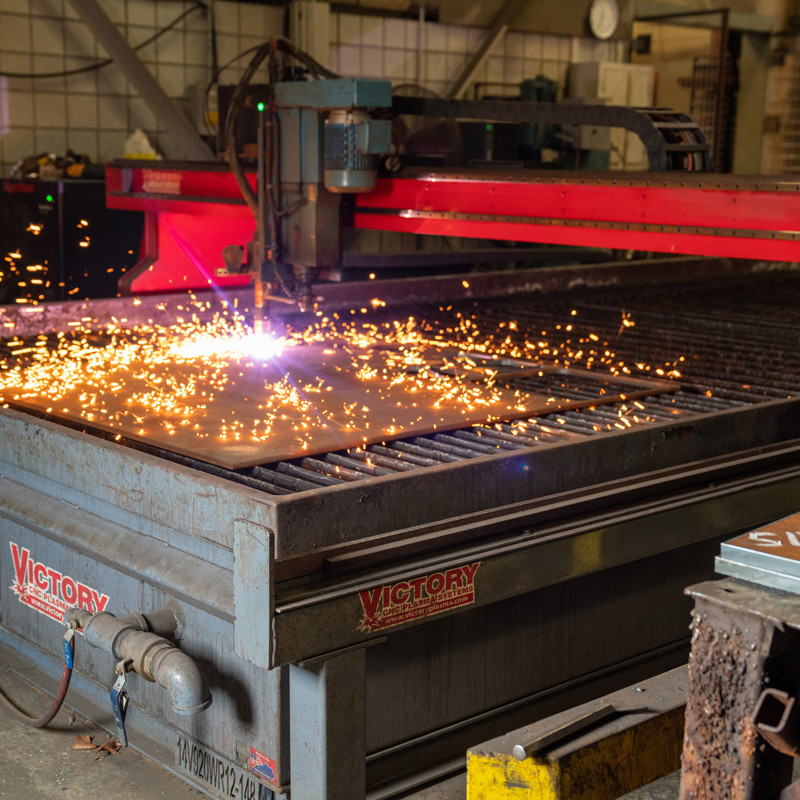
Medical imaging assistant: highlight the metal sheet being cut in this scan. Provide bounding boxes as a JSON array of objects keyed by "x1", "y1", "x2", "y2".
[{"x1": 0, "y1": 336, "x2": 673, "y2": 470}]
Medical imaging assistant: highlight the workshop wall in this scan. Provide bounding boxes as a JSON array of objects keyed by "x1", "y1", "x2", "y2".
[
  {"x1": 0, "y1": 0, "x2": 626, "y2": 176},
  {"x1": 329, "y1": 12, "x2": 626, "y2": 98},
  {"x1": 762, "y1": 37, "x2": 800, "y2": 174},
  {"x1": 0, "y1": 0, "x2": 284, "y2": 173}
]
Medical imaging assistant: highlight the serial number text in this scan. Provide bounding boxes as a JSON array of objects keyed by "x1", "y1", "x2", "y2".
[{"x1": 176, "y1": 736, "x2": 270, "y2": 800}]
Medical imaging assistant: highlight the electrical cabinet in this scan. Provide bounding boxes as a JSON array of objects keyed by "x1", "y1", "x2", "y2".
[
  {"x1": 0, "y1": 178, "x2": 143, "y2": 304},
  {"x1": 569, "y1": 62, "x2": 656, "y2": 170}
]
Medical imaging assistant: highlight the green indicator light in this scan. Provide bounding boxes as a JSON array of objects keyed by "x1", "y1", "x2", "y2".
[
  {"x1": 257, "y1": 102, "x2": 265, "y2": 112},
  {"x1": 46, "y1": 194, "x2": 54, "y2": 202},
  {"x1": 486, "y1": 124, "x2": 492, "y2": 132}
]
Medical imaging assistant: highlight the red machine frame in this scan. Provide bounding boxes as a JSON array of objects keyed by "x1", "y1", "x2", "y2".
[{"x1": 106, "y1": 162, "x2": 800, "y2": 295}]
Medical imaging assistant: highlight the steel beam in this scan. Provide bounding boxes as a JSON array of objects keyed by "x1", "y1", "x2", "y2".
[
  {"x1": 67, "y1": 0, "x2": 214, "y2": 161},
  {"x1": 446, "y1": 0, "x2": 524, "y2": 99}
]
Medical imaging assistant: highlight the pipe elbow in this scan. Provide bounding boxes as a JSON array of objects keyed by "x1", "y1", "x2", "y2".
[
  {"x1": 65, "y1": 607, "x2": 211, "y2": 716},
  {"x1": 149, "y1": 645, "x2": 212, "y2": 715}
]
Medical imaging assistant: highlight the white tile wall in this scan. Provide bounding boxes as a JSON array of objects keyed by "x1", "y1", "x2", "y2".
[
  {"x1": 339, "y1": 14, "x2": 360, "y2": 45},
  {"x1": 66, "y1": 93, "x2": 98, "y2": 129},
  {"x1": 96, "y1": 65, "x2": 127, "y2": 96},
  {"x1": 32, "y1": 17, "x2": 67, "y2": 55},
  {"x1": 0, "y1": 1, "x2": 627, "y2": 174},
  {"x1": 335, "y1": 44, "x2": 360, "y2": 77},
  {"x1": 446, "y1": 26, "x2": 467, "y2": 54},
  {"x1": 8, "y1": 91, "x2": 34, "y2": 128},
  {"x1": 0, "y1": 16, "x2": 32, "y2": 53},
  {"x1": 215, "y1": 4, "x2": 241, "y2": 35},
  {"x1": 127, "y1": 95, "x2": 157, "y2": 130},
  {"x1": 127, "y1": 0, "x2": 156, "y2": 28},
  {"x1": 35, "y1": 91, "x2": 67, "y2": 128},
  {"x1": 2, "y1": 0, "x2": 33, "y2": 14},
  {"x1": 64, "y1": 19, "x2": 99, "y2": 57},
  {"x1": 98, "y1": 129, "x2": 126, "y2": 159},
  {"x1": 64, "y1": 128, "x2": 98, "y2": 157},
  {"x1": 35, "y1": 127, "x2": 67, "y2": 154},
  {"x1": 328, "y1": 10, "x2": 623, "y2": 102},
  {"x1": 184, "y1": 30, "x2": 207, "y2": 66},
  {"x1": 97, "y1": 93, "x2": 128, "y2": 130},
  {"x1": 361, "y1": 18, "x2": 384, "y2": 48},
  {"x1": 240, "y1": 4, "x2": 266, "y2": 32},
  {"x1": 505, "y1": 32, "x2": 523, "y2": 59}
]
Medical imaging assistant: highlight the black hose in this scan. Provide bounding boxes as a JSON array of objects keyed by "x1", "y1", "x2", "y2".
[
  {"x1": 224, "y1": 41, "x2": 272, "y2": 214},
  {"x1": 0, "y1": 636, "x2": 75, "y2": 728},
  {"x1": 222, "y1": 36, "x2": 342, "y2": 214},
  {"x1": 272, "y1": 37, "x2": 339, "y2": 80}
]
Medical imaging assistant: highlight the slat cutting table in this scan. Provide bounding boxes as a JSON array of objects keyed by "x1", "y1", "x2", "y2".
[{"x1": 2, "y1": 262, "x2": 800, "y2": 800}]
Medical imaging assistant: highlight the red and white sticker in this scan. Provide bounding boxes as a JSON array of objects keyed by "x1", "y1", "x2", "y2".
[
  {"x1": 9, "y1": 542, "x2": 110, "y2": 624},
  {"x1": 358, "y1": 562, "x2": 480, "y2": 633},
  {"x1": 248, "y1": 747, "x2": 278, "y2": 784}
]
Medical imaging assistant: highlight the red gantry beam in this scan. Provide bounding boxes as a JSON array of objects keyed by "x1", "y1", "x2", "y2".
[
  {"x1": 108, "y1": 162, "x2": 800, "y2": 298},
  {"x1": 106, "y1": 161, "x2": 255, "y2": 295},
  {"x1": 354, "y1": 171, "x2": 800, "y2": 261}
]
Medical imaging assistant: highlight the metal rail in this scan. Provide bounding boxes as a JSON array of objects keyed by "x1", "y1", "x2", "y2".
[{"x1": 355, "y1": 170, "x2": 800, "y2": 261}]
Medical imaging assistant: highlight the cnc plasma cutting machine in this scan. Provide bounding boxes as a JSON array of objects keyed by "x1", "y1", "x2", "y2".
[{"x1": 2, "y1": 47, "x2": 800, "y2": 800}]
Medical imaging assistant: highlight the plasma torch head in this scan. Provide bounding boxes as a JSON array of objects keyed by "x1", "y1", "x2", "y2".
[
  {"x1": 293, "y1": 266, "x2": 317, "y2": 314},
  {"x1": 296, "y1": 285, "x2": 315, "y2": 314}
]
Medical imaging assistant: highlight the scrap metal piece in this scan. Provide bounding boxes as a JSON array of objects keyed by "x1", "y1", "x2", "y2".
[
  {"x1": 468, "y1": 666, "x2": 687, "y2": 800},
  {"x1": 717, "y1": 512, "x2": 800, "y2": 593},
  {"x1": 511, "y1": 705, "x2": 618, "y2": 760},
  {"x1": 754, "y1": 688, "x2": 800, "y2": 757}
]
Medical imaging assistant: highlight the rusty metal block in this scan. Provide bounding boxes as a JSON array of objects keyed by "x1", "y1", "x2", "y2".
[{"x1": 680, "y1": 579, "x2": 797, "y2": 800}]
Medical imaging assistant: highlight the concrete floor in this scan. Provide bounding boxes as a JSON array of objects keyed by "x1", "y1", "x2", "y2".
[
  {"x1": 0, "y1": 646, "x2": 203, "y2": 799},
  {"x1": 0, "y1": 641, "x2": 682, "y2": 800}
]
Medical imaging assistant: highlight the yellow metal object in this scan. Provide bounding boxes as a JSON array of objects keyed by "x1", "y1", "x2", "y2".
[
  {"x1": 468, "y1": 667, "x2": 686, "y2": 800},
  {"x1": 467, "y1": 751, "x2": 560, "y2": 799}
]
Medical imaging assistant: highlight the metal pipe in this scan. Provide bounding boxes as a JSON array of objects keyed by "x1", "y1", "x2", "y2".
[
  {"x1": 67, "y1": 609, "x2": 211, "y2": 715},
  {"x1": 66, "y1": 0, "x2": 214, "y2": 161},
  {"x1": 416, "y1": 1, "x2": 424, "y2": 87},
  {"x1": 714, "y1": 9, "x2": 730, "y2": 173}
]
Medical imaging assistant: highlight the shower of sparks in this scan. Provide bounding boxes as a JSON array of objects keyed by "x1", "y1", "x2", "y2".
[
  {"x1": 0, "y1": 298, "x2": 683, "y2": 467},
  {"x1": 2, "y1": 214, "x2": 126, "y2": 307}
]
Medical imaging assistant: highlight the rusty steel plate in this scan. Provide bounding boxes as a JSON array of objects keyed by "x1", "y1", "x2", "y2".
[{"x1": 0, "y1": 338, "x2": 674, "y2": 470}]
